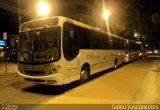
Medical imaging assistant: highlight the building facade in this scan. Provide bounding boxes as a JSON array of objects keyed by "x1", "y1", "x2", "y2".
[{"x1": 52, "y1": 0, "x2": 106, "y2": 30}]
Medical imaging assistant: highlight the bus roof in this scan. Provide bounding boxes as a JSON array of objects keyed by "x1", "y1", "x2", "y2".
[
  {"x1": 20, "y1": 16, "x2": 125, "y2": 40},
  {"x1": 61, "y1": 16, "x2": 125, "y2": 40},
  {"x1": 21, "y1": 16, "x2": 105, "y2": 33}
]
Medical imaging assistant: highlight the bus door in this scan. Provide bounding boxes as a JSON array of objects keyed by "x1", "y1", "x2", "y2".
[{"x1": 62, "y1": 22, "x2": 80, "y2": 81}]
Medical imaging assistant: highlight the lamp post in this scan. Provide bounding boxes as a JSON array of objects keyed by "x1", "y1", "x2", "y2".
[
  {"x1": 18, "y1": 0, "x2": 21, "y2": 30},
  {"x1": 36, "y1": 0, "x2": 51, "y2": 17}
]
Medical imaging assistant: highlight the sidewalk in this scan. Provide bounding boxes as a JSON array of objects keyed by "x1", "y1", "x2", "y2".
[
  {"x1": 33, "y1": 55, "x2": 160, "y2": 110},
  {"x1": 0, "y1": 61, "x2": 18, "y2": 76}
]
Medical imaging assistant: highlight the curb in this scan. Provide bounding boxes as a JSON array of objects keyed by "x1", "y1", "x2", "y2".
[{"x1": 0, "y1": 72, "x2": 17, "y2": 76}]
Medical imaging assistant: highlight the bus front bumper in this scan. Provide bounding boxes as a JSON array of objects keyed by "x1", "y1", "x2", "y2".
[{"x1": 18, "y1": 71, "x2": 63, "y2": 85}]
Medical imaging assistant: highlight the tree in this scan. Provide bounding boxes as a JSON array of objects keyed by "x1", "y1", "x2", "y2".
[
  {"x1": 150, "y1": 13, "x2": 160, "y2": 49},
  {"x1": 151, "y1": 13, "x2": 160, "y2": 33}
]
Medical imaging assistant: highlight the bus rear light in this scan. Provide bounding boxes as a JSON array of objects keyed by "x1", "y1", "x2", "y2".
[{"x1": 47, "y1": 80, "x2": 57, "y2": 84}]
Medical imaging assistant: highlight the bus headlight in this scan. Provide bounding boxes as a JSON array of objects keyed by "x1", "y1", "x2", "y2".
[
  {"x1": 57, "y1": 65, "x2": 61, "y2": 69},
  {"x1": 52, "y1": 68, "x2": 57, "y2": 72},
  {"x1": 49, "y1": 67, "x2": 57, "y2": 74}
]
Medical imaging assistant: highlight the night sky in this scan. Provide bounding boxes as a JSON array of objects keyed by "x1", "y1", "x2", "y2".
[
  {"x1": 0, "y1": 0, "x2": 18, "y2": 35},
  {"x1": 0, "y1": 0, "x2": 160, "y2": 49},
  {"x1": 0, "y1": 0, "x2": 36, "y2": 36}
]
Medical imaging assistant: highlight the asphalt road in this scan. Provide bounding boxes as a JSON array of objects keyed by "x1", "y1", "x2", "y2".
[{"x1": 0, "y1": 55, "x2": 160, "y2": 110}]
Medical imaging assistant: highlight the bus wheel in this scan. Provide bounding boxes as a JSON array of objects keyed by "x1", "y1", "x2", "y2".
[
  {"x1": 80, "y1": 66, "x2": 90, "y2": 83},
  {"x1": 114, "y1": 59, "x2": 118, "y2": 69}
]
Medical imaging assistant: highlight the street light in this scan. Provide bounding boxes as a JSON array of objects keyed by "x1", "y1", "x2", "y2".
[
  {"x1": 103, "y1": 9, "x2": 110, "y2": 21},
  {"x1": 103, "y1": 9, "x2": 110, "y2": 32},
  {"x1": 134, "y1": 33, "x2": 138, "y2": 37},
  {"x1": 134, "y1": 32, "x2": 141, "y2": 40},
  {"x1": 36, "y1": 0, "x2": 51, "y2": 17}
]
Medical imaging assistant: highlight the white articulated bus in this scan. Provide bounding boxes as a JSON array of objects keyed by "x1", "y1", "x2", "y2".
[{"x1": 18, "y1": 16, "x2": 126, "y2": 85}]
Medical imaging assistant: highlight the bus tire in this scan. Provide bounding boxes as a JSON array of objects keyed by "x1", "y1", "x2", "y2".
[
  {"x1": 114, "y1": 59, "x2": 118, "y2": 69},
  {"x1": 80, "y1": 65, "x2": 90, "y2": 83}
]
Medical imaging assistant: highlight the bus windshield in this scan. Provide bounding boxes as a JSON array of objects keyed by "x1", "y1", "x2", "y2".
[
  {"x1": 20, "y1": 18, "x2": 58, "y2": 32},
  {"x1": 18, "y1": 27, "x2": 61, "y2": 63}
]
